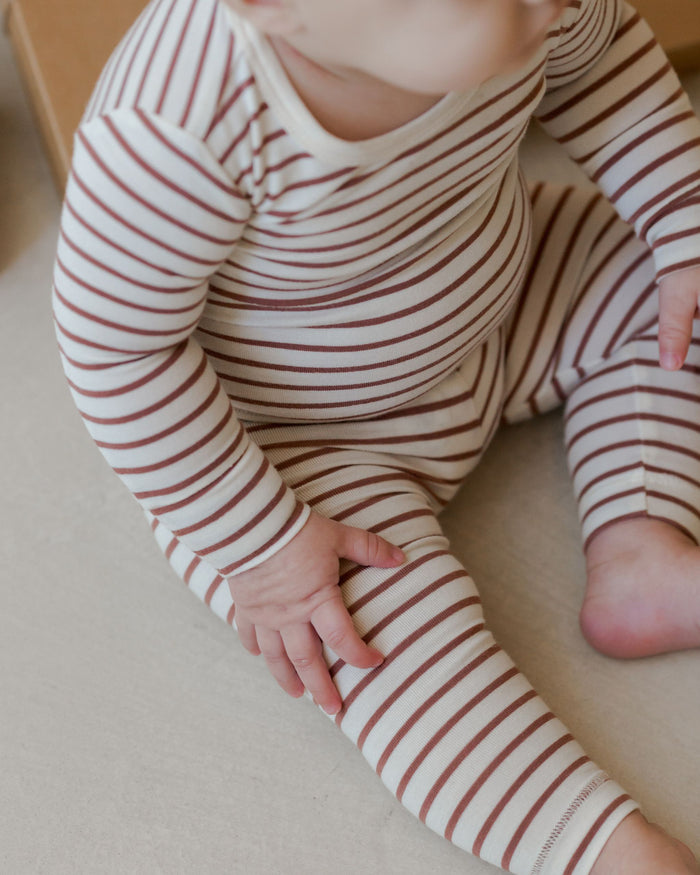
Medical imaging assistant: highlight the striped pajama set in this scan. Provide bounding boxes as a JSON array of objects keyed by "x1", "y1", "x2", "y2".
[{"x1": 52, "y1": 0, "x2": 700, "y2": 871}]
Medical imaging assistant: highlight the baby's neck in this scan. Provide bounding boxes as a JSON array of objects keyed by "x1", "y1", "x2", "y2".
[{"x1": 270, "y1": 37, "x2": 443, "y2": 140}]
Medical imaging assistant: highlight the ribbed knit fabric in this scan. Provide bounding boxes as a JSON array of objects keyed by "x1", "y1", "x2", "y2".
[{"x1": 52, "y1": 0, "x2": 700, "y2": 871}]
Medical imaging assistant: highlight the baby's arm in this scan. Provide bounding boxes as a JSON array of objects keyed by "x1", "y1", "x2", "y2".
[
  {"x1": 53, "y1": 108, "x2": 404, "y2": 706},
  {"x1": 52, "y1": 113, "x2": 298, "y2": 574},
  {"x1": 535, "y1": 0, "x2": 700, "y2": 365}
]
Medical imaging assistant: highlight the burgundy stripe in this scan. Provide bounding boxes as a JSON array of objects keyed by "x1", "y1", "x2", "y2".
[
  {"x1": 589, "y1": 111, "x2": 697, "y2": 184},
  {"x1": 65, "y1": 341, "x2": 188, "y2": 400},
  {"x1": 155, "y1": 0, "x2": 199, "y2": 113},
  {"x1": 562, "y1": 795, "x2": 632, "y2": 875},
  {"x1": 94, "y1": 383, "x2": 220, "y2": 451},
  {"x1": 356, "y1": 627, "x2": 486, "y2": 753},
  {"x1": 70, "y1": 164, "x2": 224, "y2": 268},
  {"x1": 584, "y1": 514, "x2": 697, "y2": 550},
  {"x1": 62, "y1": 197, "x2": 181, "y2": 277},
  {"x1": 510, "y1": 192, "x2": 603, "y2": 410},
  {"x1": 134, "y1": 0, "x2": 178, "y2": 107},
  {"x1": 109, "y1": 0, "x2": 163, "y2": 111},
  {"x1": 580, "y1": 485, "x2": 646, "y2": 526},
  {"x1": 472, "y1": 734, "x2": 575, "y2": 857},
  {"x1": 445, "y1": 712, "x2": 557, "y2": 841},
  {"x1": 197, "y1": 479, "x2": 287, "y2": 552},
  {"x1": 417, "y1": 691, "x2": 538, "y2": 823},
  {"x1": 102, "y1": 116, "x2": 238, "y2": 221},
  {"x1": 572, "y1": 246, "x2": 653, "y2": 367},
  {"x1": 174, "y1": 454, "x2": 274, "y2": 537},
  {"x1": 375, "y1": 650, "x2": 509, "y2": 779},
  {"x1": 113, "y1": 405, "x2": 236, "y2": 476},
  {"x1": 87, "y1": 2, "x2": 142, "y2": 115},
  {"x1": 204, "y1": 574, "x2": 224, "y2": 606},
  {"x1": 205, "y1": 74, "x2": 256, "y2": 138},
  {"x1": 344, "y1": 550, "x2": 451, "y2": 614},
  {"x1": 221, "y1": 500, "x2": 306, "y2": 574},
  {"x1": 53, "y1": 281, "x2": 201, "y2": 340},
  {"x1": 571, "y1": 437, "x2": 700, "y2": 480},
  {"x1": 609, "y1": 138, "x2": 700, "y2": 205},
  {"x1": 656, "y1": 256, "x2": 700, "y2": 279},
  {"x1": 140, "y1": 108, "x2": 242, "y2": 195},
  {"x1": 183, "y1": 555, "x2": 200, "y2": 584},
  {"x1": 501, "y1": 756, "x2": 590, "y2": 869},
  {"x1": 578, "y1": 461, "x2": 678, "y2": 502},
  {"x1": 137, "y1": 429, "x2": 245, "y2": 501},
  {"x1": 560, "y1": 56, "x2": 672, "y2": 147},
  {"x1": 59, "y1": 229, "x2": 198, "y2": 297},
  {"x1": 335, "y1": 598, "x2": 481, "y2": 722},
  {"x1": 636, "y1": 170, "x2": 700, "y2": 238},
  {"x1": 566, "y1": 382, "x2": 700, "y2": 423},
  {"x1": 152, "y1": 456, "x2": 236, "y2": 515},
  {"x1": 254, "y1": 127, "x2": 522, "y2": 250},
  {"x1": 568, "y1": 410, "x2": 700, "y2": 453},
  {"x1": 179, "y1": 0, "x2": 217, "y2": 127},
  {"x1": 601, "y1": 276, "x2": 655, "y2": 361},
  {"x1": 505, "y1": 185, "x2": 571, "y2": 349},
  {"x1": 385, "y1": 650, "x2": 516, "y2": 782},
  {"x1": 79, "y1": 125, "x2": 234, "y2": 246}
]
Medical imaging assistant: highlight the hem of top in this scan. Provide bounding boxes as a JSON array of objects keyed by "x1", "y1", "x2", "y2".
[{"x1": 220, "y1": 6, "x2": 476, "y2": 166}]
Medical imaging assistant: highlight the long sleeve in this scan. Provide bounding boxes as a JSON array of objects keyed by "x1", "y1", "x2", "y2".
[
  {"x1": 53, "y1": 108, "x2": 309, "y2": 575},
  {"x1": 535, "y1": 0, "x2": 700, "y2": 278}
]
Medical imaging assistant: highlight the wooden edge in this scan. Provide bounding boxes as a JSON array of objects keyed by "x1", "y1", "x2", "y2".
[
  {"x1": 5, "y1": 0, "x2": 70, "y2": 192},
  {"x1": 668, "y1": 44, "x2": 700, "y2": 75}
]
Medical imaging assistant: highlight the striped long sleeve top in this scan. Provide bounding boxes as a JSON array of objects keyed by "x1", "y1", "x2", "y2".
[{"x1": 52, "y1": 0, "x2": 700, "y2": 576}]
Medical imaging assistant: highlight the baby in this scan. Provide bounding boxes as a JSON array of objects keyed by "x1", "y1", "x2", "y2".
[{"x1": 52, "y1": 0, "x2": 700, "y2": 871}]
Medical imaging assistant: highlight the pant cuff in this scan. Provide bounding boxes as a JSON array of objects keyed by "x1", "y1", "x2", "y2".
[{"x1": 576, "y1": 468, "x2": 700, "y2": 550}]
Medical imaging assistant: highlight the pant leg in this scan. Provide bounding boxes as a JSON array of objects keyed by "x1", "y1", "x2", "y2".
[
  {"x1": 149, "y1": 338, "x2": 638, "y2": 875},
  {"x1": 503, "y1": 181, "x2": 700, "y2": 548}
]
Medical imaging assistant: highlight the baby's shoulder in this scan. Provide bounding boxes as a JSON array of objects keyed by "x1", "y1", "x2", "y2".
[{"x1": 81, "y1": 0, "x2": 242, "y2": 137}]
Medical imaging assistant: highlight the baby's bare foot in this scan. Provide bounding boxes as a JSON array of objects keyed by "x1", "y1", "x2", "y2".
[
  {"x1": 591, "y1": 812, "x2": 699, "y2": 875},
  {"x1": 582, "y1": 518, "x2": 700, "y2": 658}
]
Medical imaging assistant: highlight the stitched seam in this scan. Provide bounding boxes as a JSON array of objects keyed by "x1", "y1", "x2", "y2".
[{"x1": 530, "y1": 774, "x2": 609, "y2": 875}]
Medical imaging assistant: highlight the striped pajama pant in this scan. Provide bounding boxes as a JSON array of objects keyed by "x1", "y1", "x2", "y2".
[{"x1": 150, "y1": 182, "x2": 700, "y2": 874}]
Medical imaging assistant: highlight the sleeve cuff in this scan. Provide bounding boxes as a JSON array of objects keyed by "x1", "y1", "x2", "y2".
[
  {"x1": 646, "y1": 203, "x2": 700, "y2": 279},
  {"x1": 159, "y1": 437, "x2": 311, "y2": 577}
]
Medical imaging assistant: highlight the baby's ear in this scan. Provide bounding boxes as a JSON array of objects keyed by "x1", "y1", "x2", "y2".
[{"x1": 232, "y1": 0, "x2": 300, "y2": 35}]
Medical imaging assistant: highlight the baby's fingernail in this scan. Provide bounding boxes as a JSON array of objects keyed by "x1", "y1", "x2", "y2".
[
  {"x1": 391, "y1": 547, "x2": 405, "y2": 563},
  {"x1": 324, "y1": 702, "x2": 341, "y2": 716},
  {"x1": 661, "y1": 351, "x2": 682, "y2": 370},
  {"x1": 370, "y1": 649, "x2": 384, "y2": 666}
]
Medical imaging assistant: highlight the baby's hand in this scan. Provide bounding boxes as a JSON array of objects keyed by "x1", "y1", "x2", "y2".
[
  {"x1": 657, "y1": 265, "x2": 700, "y2": 370},
  {"x1": 228, "y1": 511, "x2": 405, "y2": 716}
]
